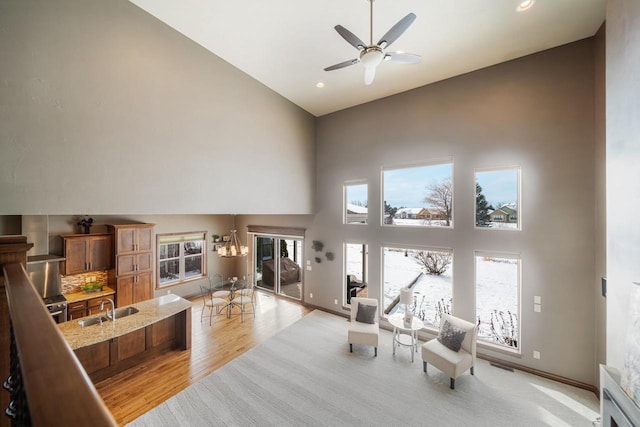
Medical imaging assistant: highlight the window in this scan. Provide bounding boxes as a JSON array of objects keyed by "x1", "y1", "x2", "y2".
[
  {"x1": 344, "y1": 243, "x2": 367, "y2": 305},
  {"x1": 383, "y1": 162, "x2": 453, "y2": 227},
  {"x1": 475, "y1": 252, "x2": 520, "y2": 351},
  {"x1": 344, "y1": 182, "x2": 368, "y2": 224},
  {"x1": 157, "y1": 232, "x2": 206, "y2": 288},
  {"x1": 475, "y1": 167, "x2": 520, "y2": 229},
  {"x1": 382, "y1": 246, "x2": 453, "y2": 328}
]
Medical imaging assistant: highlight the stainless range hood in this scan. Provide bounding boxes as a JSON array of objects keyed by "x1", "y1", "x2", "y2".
[{"x1": 22, "y1": 215, "x2": 65, "y2": 298}]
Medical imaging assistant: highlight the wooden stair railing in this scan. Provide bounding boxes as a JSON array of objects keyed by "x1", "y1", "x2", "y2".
[{"x1": 0, "y1": 236, "x2": 116, "y2": 427}]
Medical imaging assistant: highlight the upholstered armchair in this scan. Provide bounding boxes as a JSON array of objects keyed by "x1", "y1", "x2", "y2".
[
  {"x1": 348, "y1": 297, "x2": 379, "y2": 357},
  {"x1": 421, "y1": 313, "x2": 478, "y2": 389}
]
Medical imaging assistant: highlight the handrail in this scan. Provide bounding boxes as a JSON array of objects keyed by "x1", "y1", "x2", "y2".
[{"x1": 2, "y1": 262, "x2": 116, "y2": 426}]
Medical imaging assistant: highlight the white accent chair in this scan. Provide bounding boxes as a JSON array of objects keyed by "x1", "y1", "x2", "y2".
[
  {"x1": 421, "y1": 313, "x2": 478, "y2": 389},
  {"x1": 348, "y1": 297, "x2": 379, "y2": 357}
]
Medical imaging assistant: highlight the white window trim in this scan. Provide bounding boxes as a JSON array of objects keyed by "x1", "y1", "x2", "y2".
[
  {"x1": 474, "y1": 250, "x2": 522, "y2": 354},
  {"x1": 343, "y1": 180, "x2": 368, "y2": 225},
  {"x1": 157, "y1": 231, "x2": 207, "y2": 288},
  {"x1": 381, "y1": 159, "x2": 455, "y2": 229},
  {"x1": 474, "y1": 166, "x2": 522, "y2": 231}
]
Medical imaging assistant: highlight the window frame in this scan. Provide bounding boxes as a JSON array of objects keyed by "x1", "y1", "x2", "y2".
[
  {"x1": 381, "y1": 159, "x2": 455, "y2": 229},
  {"x1": 343, "y1": 242, "x2": 368, "y2": 307},
  {"x1": 343, "y1": 180, "x2": 368, "y2": 225},
  {"x1": 381, "y1": 244, "x2": 454, "y2": 330},
  {"x1": 474, "y1": 250, "x2": 522, "y2": 354},
  {"x1": 474, "y1": 166, "x2": 521, "y2": 231},
  {"x1": 156, "y1": 231, "x2": 207, "y2": 289}
]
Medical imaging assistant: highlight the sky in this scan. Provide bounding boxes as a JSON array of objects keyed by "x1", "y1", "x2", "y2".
[
  {"x1": 475, "y1": 168, "x2": 519, "y2": 208},
  {"x1": 346, "y1": 165, "x2": 519, "y2": 209},
  {"x1": 383, "y1": 163, "x2": 452, "y2": 208}
]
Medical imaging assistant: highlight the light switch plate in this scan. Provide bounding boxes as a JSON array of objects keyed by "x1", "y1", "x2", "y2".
[
  {"x1": 534, "y1": 295, "x2": 541, "y2": 304},
  {"x1": 534, "y1": 304, "x2": 541, "y2": 313}
]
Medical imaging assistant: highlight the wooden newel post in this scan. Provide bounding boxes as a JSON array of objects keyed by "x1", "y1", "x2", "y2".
[{"x1": 0, "y1": 236, "x2": 33, "y2": 427}]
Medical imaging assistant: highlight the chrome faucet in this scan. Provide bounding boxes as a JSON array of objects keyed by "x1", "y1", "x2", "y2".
[{"x1": 100, "y1": 298, "x2": 115, "y2": 322}]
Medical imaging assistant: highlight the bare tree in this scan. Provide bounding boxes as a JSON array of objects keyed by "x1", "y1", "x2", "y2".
[
  {"x1": 424, "y1": 179, "x2": 453, "y2": 226},
  {"x1": 412, "y1": 251, "x2": 452, "y2": 275}
]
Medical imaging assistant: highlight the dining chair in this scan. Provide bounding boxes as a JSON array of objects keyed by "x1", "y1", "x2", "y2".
[
  {"x1": 230, "y1": 276, "x2": 256, "y2": 322},
  {"x1": 209, "y1": 273, "x2": 230, "y2": 299},
  {"x1": 200, "y1": 284, "x2": 228, "y2": 325}
]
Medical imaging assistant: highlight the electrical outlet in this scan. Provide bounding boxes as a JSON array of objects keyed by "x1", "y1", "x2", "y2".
[
  {"x1": 91, "y1": 277, "x2": 96, "y2": 282},
  {"x1": 334, "y1": 299, "x2": 338, "y2": 305},
  {"x1": 306, "y1": 265, "x2": 312, "y2": 271},
  {"x1": 309, "y1": 293, "x2": 313, "y2": 299},
  {"x1": 533, "y1": 350, "x2": 541, "y2": 359},
  {"x1": 85, "y1": 277, "x2": 91, "y2": 283}
]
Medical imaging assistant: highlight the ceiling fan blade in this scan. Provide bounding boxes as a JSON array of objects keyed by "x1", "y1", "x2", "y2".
[
  {"x1": 324, "y1": 58, "x2": 360, "y2": 71},
  {"x1": 364, "y1": 66, "x2": 376, "y2": 85},
  {"x1": 334, "y1": 25, "x2": 367, "y2": 50},
  {"x1": 385, "y1": 52, "x2": 421, "y2": 64},
  {"x1": 377, "y1": 13, "x2": 416, "y2": 49}
]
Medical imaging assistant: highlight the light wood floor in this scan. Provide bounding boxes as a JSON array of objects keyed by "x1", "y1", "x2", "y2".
[{"x1": 95, "y1": 291, "x2": 312, "y2": 426}]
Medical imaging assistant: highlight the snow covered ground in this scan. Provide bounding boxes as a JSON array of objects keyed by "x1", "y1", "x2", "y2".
[{"x1": 348, "y1": 245, "x2": 519, "y2": 348}]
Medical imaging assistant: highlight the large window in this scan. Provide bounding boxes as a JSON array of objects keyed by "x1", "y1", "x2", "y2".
[
  {"x1": 475, "y1": 167, "x2": 520, "y2": 230},
  {"x1": 475, "y1": 252, "x2": 520, "y2": 351},
  {"x1": 344, "y1": 243, "x2": 367, "y2": 305},
  {"x1": 344, "y1": 182, "x2": 368, "y2": 224},
  {"x1": 383, "y1": 246, "x2": 453, "y2": 328},
  {"x1": 383, "y1": 162, "x2": 453, "y2": 227},
  {"x1": 157, "y1": 232, "x2": 206, "y2": 288}
]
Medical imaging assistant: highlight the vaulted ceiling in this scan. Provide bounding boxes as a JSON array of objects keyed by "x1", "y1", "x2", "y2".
[{"x1": 129, "y1": 0, "x2": 605, "y2": 117}]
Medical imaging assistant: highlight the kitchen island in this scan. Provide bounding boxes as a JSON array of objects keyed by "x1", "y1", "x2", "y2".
[{"x1": 58, "y1": 294, "x2": 192, "y2": 381}]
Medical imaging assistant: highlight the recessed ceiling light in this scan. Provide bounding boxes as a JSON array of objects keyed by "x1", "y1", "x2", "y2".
[
  {"x1": 516, "y1": 0, "x2": 535, "y2": 12},
  {"x1": 316, "y1": 82, "x2": 325, "y2": 88}
]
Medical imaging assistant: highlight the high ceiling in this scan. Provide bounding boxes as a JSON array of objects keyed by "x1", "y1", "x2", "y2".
[{"x1": 129, "y1": 0, "x2": 605, "y2": 117}]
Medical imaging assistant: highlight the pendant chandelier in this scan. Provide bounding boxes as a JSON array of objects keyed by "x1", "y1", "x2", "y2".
[{"x1": 218, "y1": 216, "x2": 248, "y2": 258}]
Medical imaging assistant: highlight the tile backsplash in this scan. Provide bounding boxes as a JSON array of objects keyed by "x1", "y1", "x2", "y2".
[{"x1": 61, "y1": 271, "x2": 109, "y2": 294}]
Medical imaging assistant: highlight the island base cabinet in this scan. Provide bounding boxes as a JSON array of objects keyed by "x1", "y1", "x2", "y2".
[
  {"x1": 113, "y1": 328, "x2": 146, "y2": 362},
  {"x1": 146, "y1": 316, "x2": 176, "y2": 349},
  {"x1": 75, "y1": 341, "x2": 110, "y2": 375},
  {"x1": 73, "y1": 308, "x2": 191, "y2": 382}
]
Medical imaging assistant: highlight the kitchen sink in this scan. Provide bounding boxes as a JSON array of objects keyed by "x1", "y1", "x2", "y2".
[
  {"x1": 78, "y1": 315, "x2": 108, "y2": 327},
  {"x1": 111, "y1": 306, "x2": 139, "y2": 319}
]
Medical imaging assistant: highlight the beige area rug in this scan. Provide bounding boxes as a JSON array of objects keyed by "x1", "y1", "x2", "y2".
[{"x1": 129, "y1": 310, "x2": 599, "y2": 426}]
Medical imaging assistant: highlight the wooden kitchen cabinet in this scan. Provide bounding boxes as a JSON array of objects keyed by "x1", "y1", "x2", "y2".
[
  {"x1": 115, "y1": 252, "x2": 153, "y2": 276},
  {"x1": 112, "y1": 224, "x2": 154, "y2": 254},
  {"x1": 61, "y1": 234, "x2": 112, "y2": 275},
  {"x1": 67, "y1": 296, "x2": 113, "y2": 319},
  {"x1": 68, "y1": 300, "x2": 87, "y2": 321},
  {"x1": 116, "y1": 272, "x2": 153, "y2": 307},
  {"x1": 74, "y1": 340, "x2": 110, "y2": 375},
  {"x1": 108, "y1": 224, "x2": 155, "y2": 307}
]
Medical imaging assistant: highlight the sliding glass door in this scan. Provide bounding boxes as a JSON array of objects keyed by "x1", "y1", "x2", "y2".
[{"x1": 254, "y1": 235, "x2": 303, "y2": 301}]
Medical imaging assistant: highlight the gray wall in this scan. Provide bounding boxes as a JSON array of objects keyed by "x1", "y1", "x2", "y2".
[
  {"x1": 0, "y1": 0, "x2": 315, "y2": 215},
  {"x1": 311, "y1": 39, "x2": 600, "y2": 384},
  {"x1": 605, "y1": 0, "x2": 640, "y2": 370}
]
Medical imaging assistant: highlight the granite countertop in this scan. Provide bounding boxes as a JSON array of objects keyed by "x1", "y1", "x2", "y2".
[
  {"x1": 65, "y1": 286, "x2": 116, "y2": 303},
  {"x1": 58, "y1": 294, "x2": 192, "y2": 350}
]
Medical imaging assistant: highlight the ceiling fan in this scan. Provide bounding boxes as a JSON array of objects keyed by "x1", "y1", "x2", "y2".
[{"x1": 324, "y1": 0, "x2": 421, "y2": 85}]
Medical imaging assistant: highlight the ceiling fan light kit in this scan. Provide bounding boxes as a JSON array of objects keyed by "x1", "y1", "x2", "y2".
[{"x1": 324, "y1": 0, "x2": 421, "y2": 85}]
